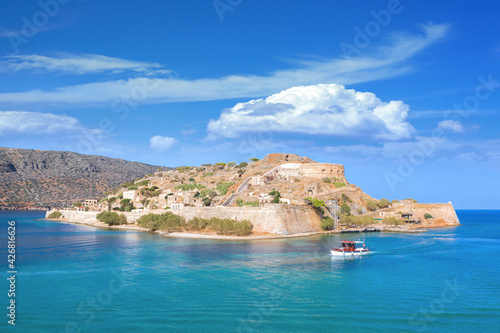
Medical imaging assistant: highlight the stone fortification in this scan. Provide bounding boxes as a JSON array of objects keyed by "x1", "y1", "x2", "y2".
[{"x1": 46, "y1": 204, "x2": 322, "y2": 235}]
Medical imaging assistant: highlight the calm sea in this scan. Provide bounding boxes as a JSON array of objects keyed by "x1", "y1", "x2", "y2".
[{"x1": 0, "y1": 210, "x2": 499, "y2": 332}]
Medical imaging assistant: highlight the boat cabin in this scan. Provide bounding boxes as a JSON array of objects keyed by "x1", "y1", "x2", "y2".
[{"x1": 340, "y1": 241, "x2": 357, "y2": 250}]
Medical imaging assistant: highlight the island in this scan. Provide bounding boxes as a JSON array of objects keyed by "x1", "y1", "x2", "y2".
[{"x1": 46, "y1": 153, "x2": 460, "y2": 239}]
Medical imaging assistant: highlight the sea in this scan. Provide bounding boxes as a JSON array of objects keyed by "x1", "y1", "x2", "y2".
[{"x1": 0, "y1": 210, "x2": 499, "y2": 332}]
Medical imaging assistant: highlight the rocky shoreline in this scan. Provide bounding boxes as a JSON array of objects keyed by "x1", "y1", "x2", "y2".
[{"x1": 44, "y1": 215, "x2": 446, "y2": 241}]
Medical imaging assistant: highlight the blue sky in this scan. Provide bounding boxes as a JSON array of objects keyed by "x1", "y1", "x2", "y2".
[{"x1": 1, "y1": 0, "x2": 499, "y2": 208}]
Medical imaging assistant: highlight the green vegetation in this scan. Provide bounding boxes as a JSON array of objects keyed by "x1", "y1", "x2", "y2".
[
  {"x1": 140, "y1": 186, "x2": 161, "y2": 197},
  {"x1": 137, "y1": 213, "x2": 253, "y2": 236},
  {"x1": 249, "y1": 157, "x2": 260, "y2": 162},
  {"x1": 366, "y1": 200, "x2": 378, "y2": 211},
  {"x1": 175, "y1": 183, "x2": 206, "y2": 191},
  {"x1": 305, "y1": 197, "x2": 325, "y2": 208},
  {"x1": 340, "y1": 203, "x2": 351, "y2": 215},
  {"x1": 322, "y1": 177, "x2": 331, "y2": 183},
  {"x1": 236, "y1": 198, "x2": 259, "y2": 207},
  {"x1": 203, "y1": 217, "x2": 253, "y2": 236},
  {"x1": 391, "y1": 199, "x2": 399, "y2": 205},
  {"x1": 202, "y1": 197, "x2": 212, "y2": 206},
  {"x1": 238, "y1": 162, "x2": 248, "y2": 168},
  {"x1": 382, "y1": 217, "x2": 404, "y2": 226},
  {"x1": 176, "y1": 166, "x2": 191, "y2": 173},
  {"x1": 406, "y1": 198, "x2": 418, "y2": 203},
  {"x1": 321, "y1": 217, "x2": 335, "y2": 231},
  {"x1": 378, "y1": 198, "x2": 391, "y2": 208},
  {"x1": 73, "y1": 202, "x2": 82, "y2": 207},
  {"x1": 117, "y1": 192, "x2": 123, "y2": 199},
  {"x1": 48, "y1": 211, "x2": 62, "y2": 219},
  {"x1": 200, "y1": 189, "x2": 217, "y2": 199},
  {"x1": 341, "y1": 194, "x2": 352, "y2": 203},
  {"x1": 202, "y1": 172, "x2": 214, "y2": 177},
  {"x1": 189, "y1": 177, "x2": 195, "y2": 182},
  {"x1": 294, "y1": 178, "x2": 300, "y2": 182},
  {"x1": 333, "y1": 182, "x2": 347, "y2": 188},
  {"x1": 118, "y1": 198, "x2": 134, "y2": 212},
  {"x1": 340, "y1": 215, "x2": 375, "y2": 227},
  {"x1": 137, "y1": 212, "x2": 186, "y2": 232},
  {"x1": 135, "y1": 180, "x2": 150, "y2": 187},
  {"x1": 217, "y1": 182, "x2": 234, "y2": 195},
  {"x1": 424, "y1": 213, "x2": 433, "y2": 219},
  {"x1": 127, "y1": 186, "x2": 138, "y2": 190},
  {"x1": 96, "y1": 212, "x2": 127, "y2": 226}
]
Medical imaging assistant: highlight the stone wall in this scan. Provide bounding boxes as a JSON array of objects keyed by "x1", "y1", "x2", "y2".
[
  {"x1": 298, "y1": 163, "x2": 346, "y2": 182},
  {"x1": 376, "y1": 202, "x2": 460, "y2": 225},
  {"x1": 46, "y1": 205, "x2": 323, "y2": 235}
]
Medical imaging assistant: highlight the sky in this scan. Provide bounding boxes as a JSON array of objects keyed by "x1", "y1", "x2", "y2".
[{"x1": 0, "y1": 0, "x2": 499, "y2": 209}]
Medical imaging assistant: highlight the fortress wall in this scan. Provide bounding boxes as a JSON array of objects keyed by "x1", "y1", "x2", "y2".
[
  {"x1": 298, "y1": 164, "x2": 346, "y2": 182},
  {"x1": 46, "y1": 205, "x2": 323, "y2": 235},
  {"x1": 174, "y1": 205, "x2": 322, "y2": 235},
  {"x1": 413, "y1": 203, "x2": 460, "y2": 225}
]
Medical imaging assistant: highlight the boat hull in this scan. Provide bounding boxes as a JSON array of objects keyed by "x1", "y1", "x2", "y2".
[{"x1": 330, "y1": 249, "x2": 370, "y2": 257}]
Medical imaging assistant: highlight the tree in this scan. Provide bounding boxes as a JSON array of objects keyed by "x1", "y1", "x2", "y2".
[
  {"x1": 48, "y1": 211, "x2": 62, "y2": 219},
  {"x1": 271, "y1": 192, "x2": 281, "y2": 203},
  {"x1": 96, "y1": 212, "x2": 127, "y2": 226},
  {"x1": 366, "y1": 201, "x2": 378, "y2": 211},
  {"x1": 321, "y1": 217, "x2": 335, "y2": 231},
  {"x1": 383, "y1": 217, "x2": 403, "y2": 226},
  {"x1": 341, "y1": 194, "x2": 352, "y2": 203},
  {"x1": 378, "y1": 198, "x2": 391, "y2": 208},
  {"x1": 424, "y1": 213, "x2": 433, "y2": 219},
  {"x1": 340, "y1": 203, "x2": 351, "y2": 215},
  {"x1": 238, "y1": 162, "x2": 248, "y2": 168},
  {"x1": 249, "y1": 157, "x2": 260, "y2": 162}
]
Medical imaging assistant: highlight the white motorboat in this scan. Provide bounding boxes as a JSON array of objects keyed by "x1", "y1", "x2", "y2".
[{"x1": 330, "y1": 240, "x2": 370, "y2": 257}]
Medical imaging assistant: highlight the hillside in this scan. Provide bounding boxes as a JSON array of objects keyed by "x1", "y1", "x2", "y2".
[
  {"x1": 0, "y1": 147, "x2": 161, "y2": 209},
  {"x1": 48, "y1": 152, "x2": 459, "y2": 235}
]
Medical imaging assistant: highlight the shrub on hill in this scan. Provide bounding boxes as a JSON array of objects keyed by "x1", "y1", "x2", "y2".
[
  {"x1": 378, "y1": 198, "x2": 391, "y2": 208},
  {"x1": 341, "y1": 194, "x2": 352, "y2": 203},
  {"x1": 321, "y1": 217, "x2": 335, "y2": 230},
  {"x1": 217, "y1": 182, "x2": 234, "y2": 195},
  {"x1": 48, "y1": 211, "x2": 62, "y2": 219},
  {"x1": 322, "y1": 177, "x2": 331, "y2": 183},
  {"x1": 340, "y1": 203, "x2": 351, "y2": 215},
  {"x1": 424, "y1": 213, "x2": 433, "y2": 219},
  {"x1": 366, "y1": 201, "x2": 378, "y2": 211}
]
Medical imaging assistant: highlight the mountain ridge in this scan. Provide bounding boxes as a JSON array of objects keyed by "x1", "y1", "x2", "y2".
[{"x1": 0, "y1": 147, "x2": 162, "y2": 209}]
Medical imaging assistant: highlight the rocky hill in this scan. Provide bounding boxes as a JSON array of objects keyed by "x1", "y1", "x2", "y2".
[{"x1": 0, "y1": 147, "x2": 161, "y2": 209}]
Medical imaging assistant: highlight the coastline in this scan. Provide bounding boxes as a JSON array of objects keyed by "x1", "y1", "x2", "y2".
[{"x1": 44, "y1": 216, "x2": 449, "y2": 240}]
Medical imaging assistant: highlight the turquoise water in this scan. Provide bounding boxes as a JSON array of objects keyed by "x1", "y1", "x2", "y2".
[{"x1": 0, "y1": 210, "x2": 499, "y2": 332}]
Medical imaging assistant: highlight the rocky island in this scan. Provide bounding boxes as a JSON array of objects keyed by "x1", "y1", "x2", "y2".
[{"x1": 46, "y1": 153, "x2": 460, "y2": 238}]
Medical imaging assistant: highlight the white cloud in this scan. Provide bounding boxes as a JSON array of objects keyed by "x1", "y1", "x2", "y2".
[
  {"x1": 0, "y1": 111, "x2": 82, "y2": 135},
  {"x1": 0, "y1": 53, "x2": 169, "y2": 75},
  {"x1": 438, "y1": 120, "x2": 464, "y2": 133},
  {"x1": 0, "y1": 23, "x2": 449, "y2": 107},
  {"x1": 150, "y1": 135, "x2": 178, "y2": 151},
  {"x1": 207, "y1": 84, "x2": 416, "y2": 140}
]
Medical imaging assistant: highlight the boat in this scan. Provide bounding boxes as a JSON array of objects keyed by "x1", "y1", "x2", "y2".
[{"x1": 330, "y1": 240, "x2": 370, "y2": 257}]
